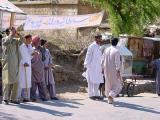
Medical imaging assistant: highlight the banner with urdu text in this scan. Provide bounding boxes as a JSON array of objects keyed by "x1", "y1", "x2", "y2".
[{"x1": 24, "y1": 12, "x2": 104, "y2": 30}]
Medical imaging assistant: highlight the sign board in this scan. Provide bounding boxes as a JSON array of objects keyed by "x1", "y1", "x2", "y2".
[{"x1": 24, "y1": 12, "x2": 104, "y2": 30}]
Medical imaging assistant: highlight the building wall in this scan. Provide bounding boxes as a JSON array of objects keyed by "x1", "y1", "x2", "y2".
[
  {"x1": 78, "y1": 1, "x2": 101, "y2": 14},
  {"x1": 13, "y1": 0, "x2": 105, "y2": 50}
]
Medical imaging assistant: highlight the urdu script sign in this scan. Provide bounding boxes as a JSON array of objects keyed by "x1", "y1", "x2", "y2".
[{"x1": 24, "y1": 12, "x2": 104, "y2": 30}]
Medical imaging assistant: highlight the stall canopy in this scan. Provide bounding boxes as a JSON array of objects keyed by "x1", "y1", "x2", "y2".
[
  {"x1": 0, "y1": 0, "x2": 25, "y2": 14},
  {"x1": 0, "y1": 0, "x2": 26, "y2": 31}
]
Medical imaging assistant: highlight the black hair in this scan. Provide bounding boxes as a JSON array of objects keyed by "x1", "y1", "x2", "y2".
[
  {"x1": 111, "y1": 37, "x2": 119, "y2": 46},
  {"x1": 41, "y1": 39, "x2": 47, "y2": 46},
  {"x1": 0, "y1": 33, "x2": 2, "y2": 46},
  {"x1": 95, "y1": 34, "x2": 102, "y2": 39},
  {"x1": 0, "y1": 33, "x2": 3, "y2": 40},
  {"x1": 25, "y1": 34, "x2": 32, "y2": 39},
  {"x1": 5, "y1": 28, "x2": 10, "y2": 33}
]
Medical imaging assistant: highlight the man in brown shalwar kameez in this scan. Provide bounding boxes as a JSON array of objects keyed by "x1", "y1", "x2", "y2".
[{"x1": 30, "y1": 35, "x2": 47, "y2": 101}]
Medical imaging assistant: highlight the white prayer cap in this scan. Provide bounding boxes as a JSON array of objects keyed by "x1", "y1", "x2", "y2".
[
  {"x1": 94, "y1": 28, "x2": 102, "y2": 37},
  {"x1": 102, "y1": 35, "x2": 110, "y2": 40}
]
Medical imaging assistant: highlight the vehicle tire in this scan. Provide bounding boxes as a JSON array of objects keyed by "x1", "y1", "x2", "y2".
[{"x1": 127, "y1": 82, "x2": 135, "y2": 97}]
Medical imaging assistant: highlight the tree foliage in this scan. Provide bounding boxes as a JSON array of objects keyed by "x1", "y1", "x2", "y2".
[{"x1": 84, "y1": 0, "x2": 160, "y2": 36}]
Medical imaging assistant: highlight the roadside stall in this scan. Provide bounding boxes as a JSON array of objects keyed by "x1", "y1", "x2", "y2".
[
  {"x1": 117, "y1": 36, "x2": 160, "y2": 96},
  {"x1": 118, "y1": 34, "x2": 160, "y2": 76},
  {"x1": 117, "y1": 41, "x2": 136, "y2": 97},
  {"x1": 0, "y1": 0, "x2": 26, "y2": 32},
  {"x1": 117, "y1": 45, "x2": 133, "y2": 75},
  {"x1": 127, "y1": 37, "x2": 160, "y2": 76}
]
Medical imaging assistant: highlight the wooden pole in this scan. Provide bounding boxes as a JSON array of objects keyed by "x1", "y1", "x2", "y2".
[
  {"x1": 10, "y1": 13, "x2": 15, "y2": 28},
  {"x1": 77, "y1": 28, "x2": 79, "y2": 40},
  {"x1": 24, "y1": 67, "x2": 29, "y2": 99},
  {"x1": 0, "y1": 10, "x2": 2, "y2": 31}
]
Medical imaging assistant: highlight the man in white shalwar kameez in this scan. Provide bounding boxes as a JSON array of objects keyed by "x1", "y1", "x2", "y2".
[
  {"x1": 84, "y1": 34, "x2": 104, "y2": 100},
  {"x1": 102, "y1": 37, "x2": 122, "y2": 104},
  {"x1": 19, "y1": 34, "x2": 33, "y2": 102}
]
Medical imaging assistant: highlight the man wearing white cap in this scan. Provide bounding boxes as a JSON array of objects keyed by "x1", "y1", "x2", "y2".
[{"x1": 100, "y1": 35, "x2": 111, "y2": 53}]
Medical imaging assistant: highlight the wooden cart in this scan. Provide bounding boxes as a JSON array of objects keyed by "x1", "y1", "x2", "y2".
[{"x1": 121, "y1": 74, "x2": 144, "y2": 97}]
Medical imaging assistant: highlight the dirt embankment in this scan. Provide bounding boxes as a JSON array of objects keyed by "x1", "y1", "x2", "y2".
[{"x1": 47, "y1": 42, "x2": 87, "y2": 83}]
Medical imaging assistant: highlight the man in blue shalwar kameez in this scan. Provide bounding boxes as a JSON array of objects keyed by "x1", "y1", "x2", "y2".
[{"x1": 152, "y1": 58, "x2": 160, "y2": 96}]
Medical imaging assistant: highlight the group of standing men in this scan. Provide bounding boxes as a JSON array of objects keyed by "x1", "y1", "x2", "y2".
[
  {"x1": 84, "y1": 34, "x2": 122, "y2": 104},
  {"x1": 1, "y1": 27, "x2": 159, "y2": 105},
  {"x1": 2, "y1": 27, "x2": 58, "y2": 104},
  {"x1": 84, "y1": 33, "x2": 160, "y2": 104}
]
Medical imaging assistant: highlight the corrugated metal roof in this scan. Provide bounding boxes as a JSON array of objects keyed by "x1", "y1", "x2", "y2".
[
  {"x1": 143, "y1": 37, "x2": 160, "y2": 41},
  {"x1": 0, "y1": 0, "x2": 25, "y2": 14}
]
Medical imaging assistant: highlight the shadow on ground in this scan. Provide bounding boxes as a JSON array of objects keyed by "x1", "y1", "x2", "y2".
[
  {"x1": 38, "y1": 99, "x2": 84, "y2": 108},
  {"x1": 0, "y1": 112, "x2": 18, "y2": 120},
  {"x1": 8, "y1": 99, "x2": 84, "y2": 117},
  {"x1": 114, "y1": 101, "x2": 160, "y2": 114},
  {"x1": 17, "y1": 103, "x2": 73, "y2": 117}
]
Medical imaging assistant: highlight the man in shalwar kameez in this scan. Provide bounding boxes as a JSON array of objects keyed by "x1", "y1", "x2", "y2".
[
  {"x1": 152, "y1": 58, "x2": 160, "y2": 96},
  {"x1": 2, "y1": 27, "x2": 23, "y2": 104},
  {"x1": 84, "y1": 34, "x2": 104, "y2": 100},
  {"x1": 41, "y1": 39, "x2": 58, "y2": 100},
  {"x1": 102, "y1": 37, "x2": 122, "y2": 104},
  {"x1": 99, "y1": 36, "x2": 111, "y2": 97},
  {"x1": 19, "y1": 34, "x2": 33, "y2": 102},
  {"x1": 30, "y1": 36, "x2": 47, "y2": 101}
]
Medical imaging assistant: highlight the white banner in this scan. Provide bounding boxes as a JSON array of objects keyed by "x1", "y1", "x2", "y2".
[{"x1": 24, "y1": 12, "x2": 104, "y2": 30}]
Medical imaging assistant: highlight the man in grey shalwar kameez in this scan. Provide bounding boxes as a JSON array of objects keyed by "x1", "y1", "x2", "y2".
[
  {"x1": 152, "y1": 58, "x2": 160, "y2": 96},
  {"x1": 2, "y1": 27, "x2": 23, "y2": 104},
  {"x1": 40, "y1": 39, "x2": 58, "y2": 100},
  {"x1": 30, "y1": 36, "x2": 47, "y2": 101}
]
